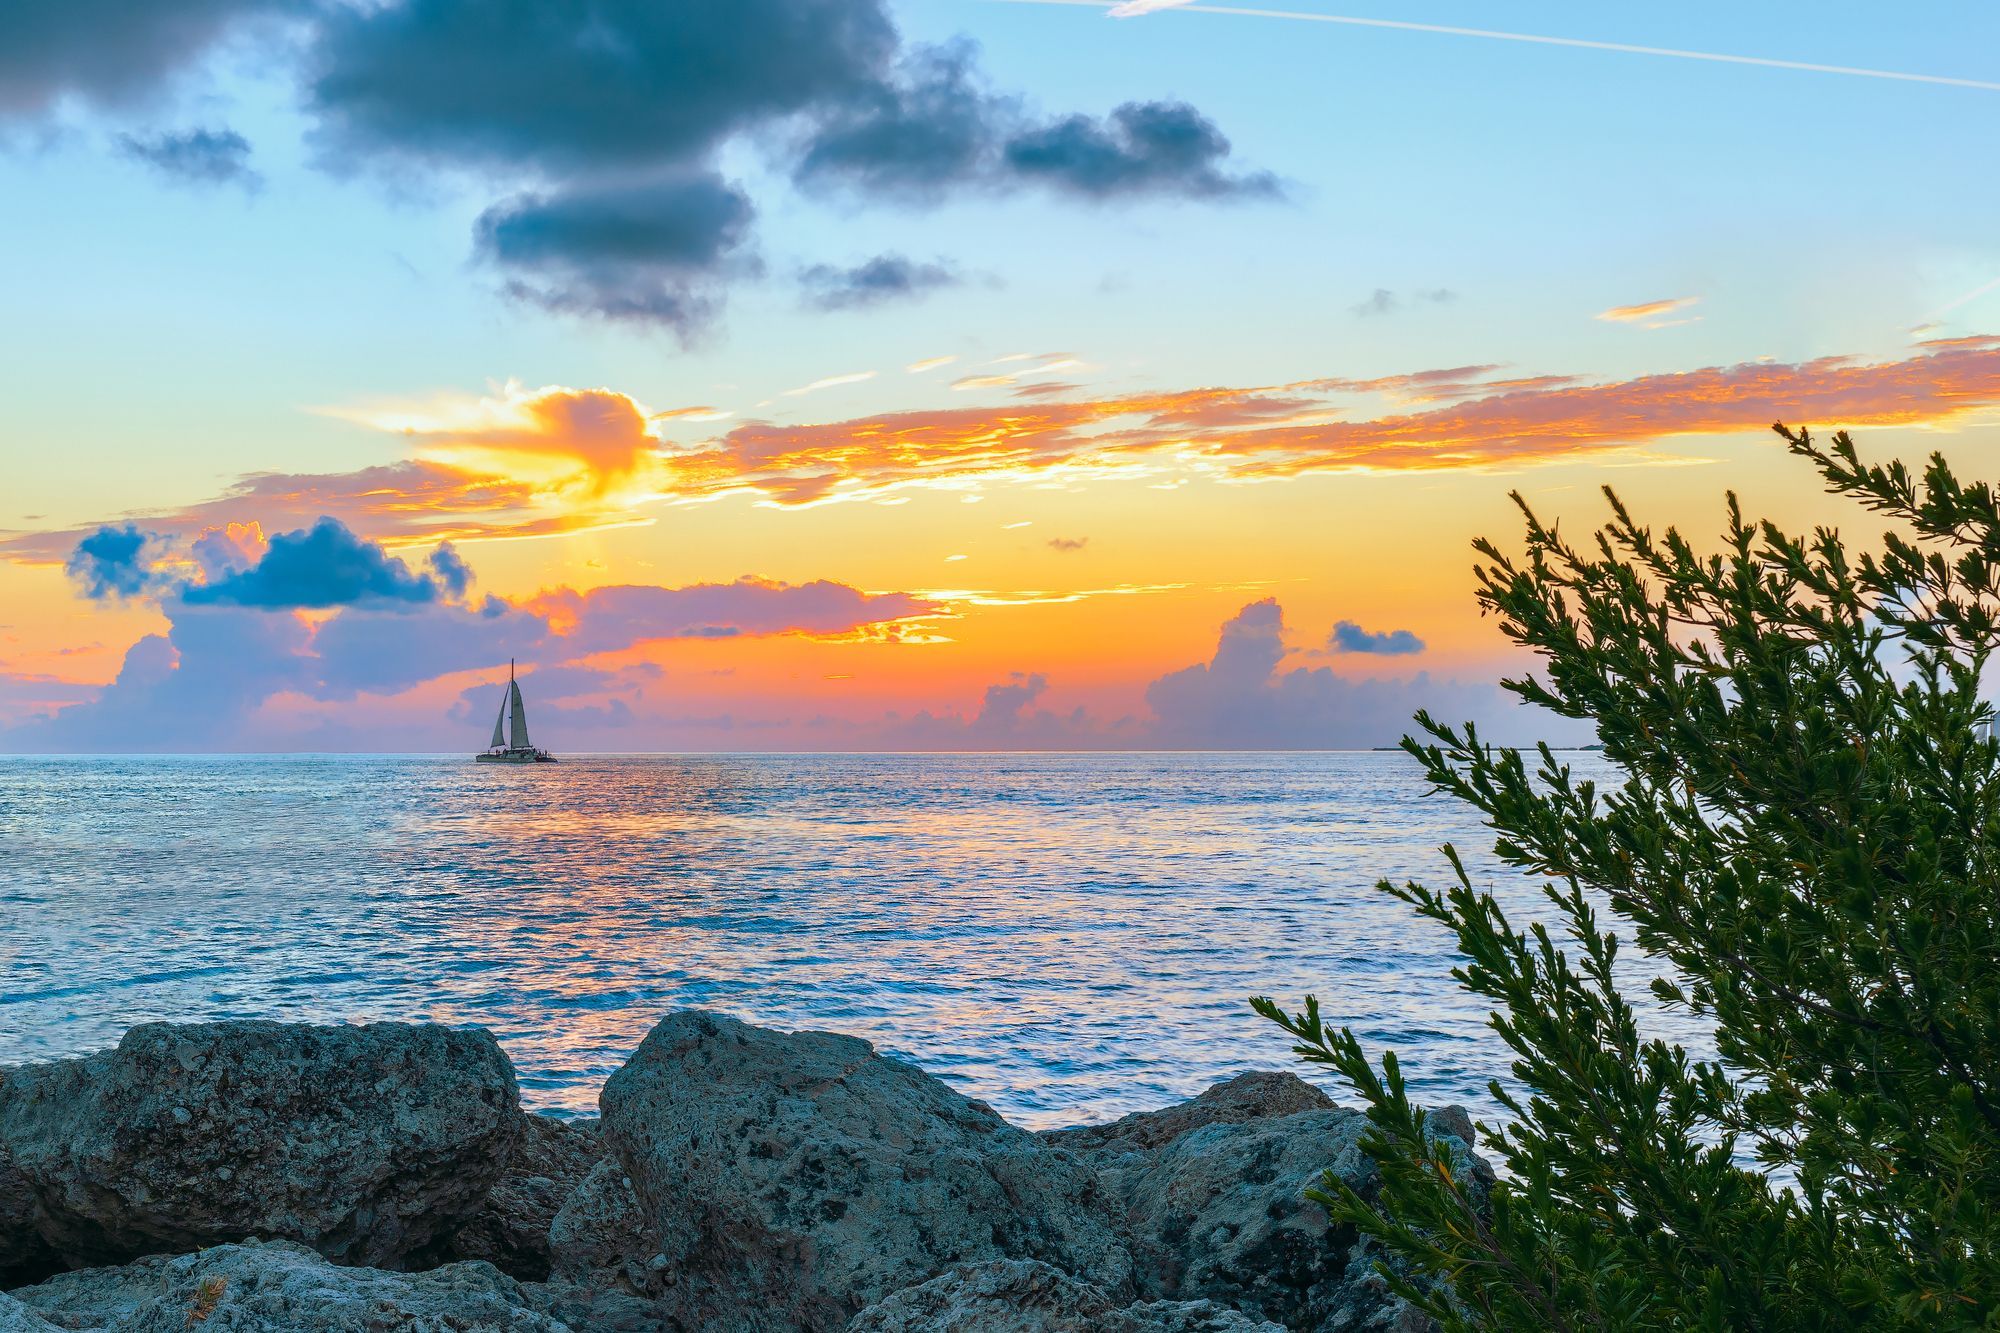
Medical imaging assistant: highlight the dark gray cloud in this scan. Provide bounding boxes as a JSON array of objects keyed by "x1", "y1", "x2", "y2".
[
  {"x1": 305, "y1": 0, "x2": 896, "y2": 175},
  {"x1": 1003, "y1": 101, "x2": 1280, "y2": 201},
  {"x1": 474, "y1": 175, "x2": 756, "y2": 334},
  {"x1": 180, "y1": 517, "x2": 459, "y2": 608},
  {"x1": 792, "y1": 41, "x2": 1012, "y2": 200},
  {"x1": 799, "y1": 253, "x2": 959, "y2": 311},
  {"x1": 117, "y1": 127, "x2": 261, "y2": 188},
  {"x1": 4, "y1": 0, "x2": 1269, "y2": 332},
  {"x1": 795, "y1": 48, "x2": 1272, "y2": 207},
  {"x1": 301, "y1": 0, "x2": 1268, "y2": 327},
  {"x1": 1329, "y1": 620, "x2": 1425, "y2": 655},
  {"x1": 1046, "y1": 537, "x2": 1089, "y2": 553},
  {"x1": 65, "y1": 524, "x2": 160, "y2": 600},
  {"x1": 0, "y1": 0, "x2": 292, "y2": 118}
]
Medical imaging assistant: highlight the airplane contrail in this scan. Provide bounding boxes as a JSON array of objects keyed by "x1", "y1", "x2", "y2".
[
  {"x1": 990, "y1": 0, "x2": 2000, "y2": 94},
  {"x1": 1931, "y1": 276, "x2": 2000, "y2": 320}
]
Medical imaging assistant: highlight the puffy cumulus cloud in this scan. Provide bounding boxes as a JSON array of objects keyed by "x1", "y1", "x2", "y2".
[
  {"x1": 1141, "y1": 600, "x2": 1563, "y2": 750},
  {"x1": 9, "y1": 521, "x2": 944, "y2": 750},
  {"x1": 0, "y1": 0, "x2": 292, "y2": 118},
  {"x1": 15, "y1": 605, "x2": 317, "y2": 750},
  {"x1": 116, "y1": 127, "x2": 260, "y2": 189},
  {"x1": 799, "y1": 254, "x2": 959, "y2": 312},
  {"x1": 473, "y1": 175, "x2": 758, "y2": 336},
  {"x1": 189, "y1": 521, "x2": 268, "y2": 580},
  {"x1": 180, "y1": 516, "x2": 462, "y2": 608},
  {"x1": 1329, "y1": 620, "x2": 1425, "y2": 655},
  {"x1": 1002, "y1": 101, "x2": 1280, "y2": 201},
  {"x1": 65, "y1": 524, "x2": 161, "y2": 600}
]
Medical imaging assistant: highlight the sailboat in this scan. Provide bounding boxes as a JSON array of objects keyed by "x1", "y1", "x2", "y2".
[{"x1": 475, "y1": 660, "x2": 557, "y2": 763}]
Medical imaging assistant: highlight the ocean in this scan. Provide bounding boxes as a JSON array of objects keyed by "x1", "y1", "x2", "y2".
[{"x1": 0, "y1": 751, "x2": 1688, "y2": 1129}]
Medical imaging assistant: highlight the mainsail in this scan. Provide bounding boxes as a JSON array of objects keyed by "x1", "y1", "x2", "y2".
[{"x1": 508, "y1": 678, "x2": 531, "y2": 749}]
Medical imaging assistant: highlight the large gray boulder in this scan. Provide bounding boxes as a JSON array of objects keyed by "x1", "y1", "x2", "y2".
[
  {"x1": 9, "y1": 1240, "x2": 568, "y2": 1331},
  {"x1": 441, "y1": 1115, "x2": 606, "y2": 1280},
  {"x1": 1089, "y1": 1106, "x2": 1481, "y2": 1332},
  {"x1": 0, "y1": 1022, "x2": 522, "y2": 1271},
  {"x1": 1041, "y1": 1073, "x2": 1335, "y2": 1158},
  {"x1": 596, "y1": 1011, "x2": 1135, "y2": 1332},
  {"x1": 846, "y1": 1260, "x2": 1286, "y2": 1333}
]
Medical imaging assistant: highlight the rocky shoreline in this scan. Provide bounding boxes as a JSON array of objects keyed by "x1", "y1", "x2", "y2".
[{"x1": 1, "y1": 1013, "x2": 1484, "y2": 1331}]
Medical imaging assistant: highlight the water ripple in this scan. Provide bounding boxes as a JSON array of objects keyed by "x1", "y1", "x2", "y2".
[{"x1": 0, "y1": 752, "x2": 1701, "y2": 1128}]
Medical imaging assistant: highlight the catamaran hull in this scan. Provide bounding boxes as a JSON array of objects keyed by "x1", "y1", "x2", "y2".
[{"x1": 475, "y1": 752, "x2": 558, "y2": 763}]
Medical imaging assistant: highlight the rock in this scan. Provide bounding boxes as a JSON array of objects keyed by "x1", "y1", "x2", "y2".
[
  {"x1": 846, "y1": 1260, "x2": 1286, "y2": 1333},
  {"x1": 1092, "y1": 1107, "x2": 1482, "y2": 1333},
  {"x1": 441, "y1": 1115, "x2": 606, "y2": 1280},
  {"x1": 0, "y1": 1293, "x2": 60, "y2": 1333},
  {"x1": 597, "y1": 1011, "x2": 1134, "y2": 1332},
  {"x1": 546, "y1": 1160, "x2": 662, "y2": 1301},
  {"x1": 7, "y1": 1252, "x2": 173, "y2": 1329},
  {"x1": 0, "y1": 1145, "x2": 58, "y2": 1288},
  {"x1": 520, "y1": 1281, "x2": 672, "y2": 1333},
  {"x1": 0, "y1": 1021, "x2": 522, "y2": 1271},
  {"x1": 8, "y1": 1240, "x2": 570, "y2": 1332},
  {"x1": 1041, "y1": 1073, "x2": 1335, "y2": 1158}
]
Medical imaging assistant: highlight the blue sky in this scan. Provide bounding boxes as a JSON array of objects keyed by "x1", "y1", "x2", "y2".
[{"x1": 2, "y1": 1, "x2": 1997, "y2": 749}]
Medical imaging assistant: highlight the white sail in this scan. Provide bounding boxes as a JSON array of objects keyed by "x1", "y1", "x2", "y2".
[
  {"x1": 489, "y1": 690, "x2": 508, "y2": 749},
  {"x1": 508, "y1": 679, "x2": 531, "y2": 750}
]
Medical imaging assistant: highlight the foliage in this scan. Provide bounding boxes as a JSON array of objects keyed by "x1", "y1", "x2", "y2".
[{"x1": 1255, "y1": 425, "x2": 2000, "y2": 1330}]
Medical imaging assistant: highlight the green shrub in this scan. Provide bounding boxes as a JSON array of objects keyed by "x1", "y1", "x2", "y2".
[{"x1": 1256, "y1": 425, "x2": 2000, "y2": 1330}]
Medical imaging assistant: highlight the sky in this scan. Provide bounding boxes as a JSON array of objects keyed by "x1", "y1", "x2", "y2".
[{"x1": 1, "y1": 0, "x2": 1997, "y2": 752}]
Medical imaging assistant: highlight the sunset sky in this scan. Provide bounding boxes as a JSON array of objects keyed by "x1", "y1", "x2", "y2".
[{"x1": 3, "y1": 0, "x2": 1998, "y2": 750}]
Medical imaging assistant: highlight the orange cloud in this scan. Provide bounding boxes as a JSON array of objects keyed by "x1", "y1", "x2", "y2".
[
  {"x1": 10, "y1": 339, "x2": 1999, "y2": 566},
  {"x1": 363, "y1": 384, "x2": 660, "y2": 486},
  {"x1": 660, "y1": 337, "x2": 2000, "y2": 502},
  {"x1": 1596, "y1": 295, "x2": 1701, "y2": 323},
  {"x1": 0, "y1": 460, "x2": 633, "y2": 565}
]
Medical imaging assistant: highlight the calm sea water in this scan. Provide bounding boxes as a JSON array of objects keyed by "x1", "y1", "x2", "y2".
[{"x1": 0, "y1": 752, "x2": 1692, "y2": 1129}]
